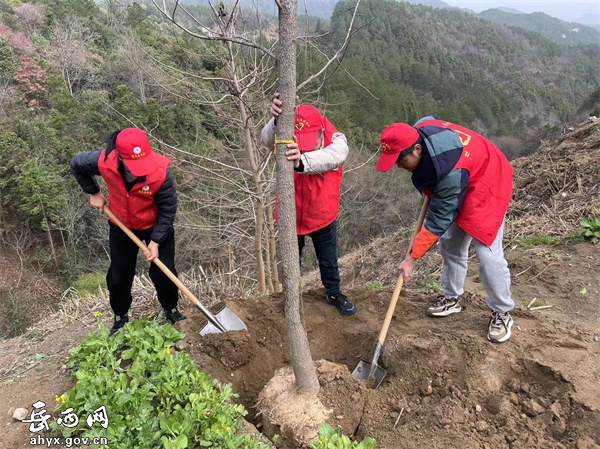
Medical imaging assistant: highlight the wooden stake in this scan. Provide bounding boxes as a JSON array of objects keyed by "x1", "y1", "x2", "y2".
[
  {"x1": 393, "y1": 407, "x2": 405, "y2": 428},
  {"x1": 530, "y1": 305, "x2": 554, "y2": 311}
]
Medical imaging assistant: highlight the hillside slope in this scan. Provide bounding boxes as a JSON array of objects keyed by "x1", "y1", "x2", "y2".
[{"x1": 1, "y1": 122, "x2": 600, "y2": 447}]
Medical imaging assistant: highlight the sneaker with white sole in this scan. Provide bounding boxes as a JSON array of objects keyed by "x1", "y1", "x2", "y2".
[
  {"x1": 426, "y1": 295, "x2": 462, "y2": 317},
  {"x1": 487, "y1": 311, "x2": 513, "y2": 343}
]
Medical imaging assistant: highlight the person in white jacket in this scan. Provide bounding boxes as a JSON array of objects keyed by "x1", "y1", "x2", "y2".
[{"x1": 261, "y1": 94, "x2": 356, "y2": 316}]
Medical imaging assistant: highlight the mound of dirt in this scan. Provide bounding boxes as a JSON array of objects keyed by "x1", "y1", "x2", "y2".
[
  {"x1": 256, "y1": 360, "x2": 366, "y2": 448},
  {"x1": 172, "y1": 244, "x2": 600, "y2": 448}
]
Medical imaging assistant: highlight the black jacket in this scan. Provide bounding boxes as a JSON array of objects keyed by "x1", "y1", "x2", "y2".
[{"x1": 70, "y1": 150, "x2": 177, "y2": 244}]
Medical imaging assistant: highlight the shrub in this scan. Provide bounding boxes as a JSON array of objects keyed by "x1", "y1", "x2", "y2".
[
  {"x1": 0, "y1": 37, "x2": 18, "y2": 82},
  {"x1": 0, "y1": 288, "x2": 26, "y2": 338}
]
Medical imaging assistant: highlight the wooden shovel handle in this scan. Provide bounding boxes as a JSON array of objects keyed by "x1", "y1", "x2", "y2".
[
  {"x1": 376, "y1": 196, "x2": 430, "y2": 345},
  {"x1": 102, "y1": 207, "x2": 201, "y2": 307}
]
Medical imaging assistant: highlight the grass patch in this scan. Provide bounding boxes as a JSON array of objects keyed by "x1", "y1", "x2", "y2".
[
  {"x1": 72, "y1": 272, "x2": 106, "y2": 296},
  {"x1": 512, "y1": 235, "x2": 561, "y2": 248}
]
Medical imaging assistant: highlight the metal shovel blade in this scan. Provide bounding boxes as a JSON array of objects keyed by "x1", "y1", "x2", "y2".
[
  {"x1": 200, "y1": 307, "x2": 248, "y2": 336},
  {"x1": 352, "y1": 359, "x2": 387, "y2": 389}
]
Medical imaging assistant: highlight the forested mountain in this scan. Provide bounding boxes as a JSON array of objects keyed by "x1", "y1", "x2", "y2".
[
  {"x1": 0, "y1": 0, "x2": 598, "y2": 335},
  {"x1": 322, "y1": 0, "x2": 599, "y2": 153},
  {"x1": 478, "y1": 9, "x2": 600, "y2": 45}
]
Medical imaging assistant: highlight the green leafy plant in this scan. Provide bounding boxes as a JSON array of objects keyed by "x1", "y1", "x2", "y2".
[
  {"x1": 421, "y1": 275, "x2": 442, "y2": 291},
  {"x1": 364, "y1": 281, "x2": 383, "y2": 290},
  {"x1": 578, "y1": 217, "x2": 600, "y2": 243},
  {"x1": 308, "y1": 423, "x2": 376, "y2": 449},
  {"x1": 51, "y1": 315, "x2": 267, "y2": 448}
]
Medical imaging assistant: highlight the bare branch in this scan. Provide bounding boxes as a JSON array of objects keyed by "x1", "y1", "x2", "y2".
[
  {"x1": 297, "y1": 0, "x2": 363, "y2": 91},
  {"x1": 152, "y1": 0, "x2": 276, "y2": 58}
]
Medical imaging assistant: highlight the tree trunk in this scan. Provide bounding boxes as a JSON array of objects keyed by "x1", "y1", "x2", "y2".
[
  {"x1": 276, "y1": 0, "x2": 319, "y2": 394},
  {"x1": 263, "y1": 206, "x2": 275, "y2": 293},
  {"x1": 266, "y1": 202, "x2": 280, "y2": 291},
  {"x1": 222, "y1": 36, "x2": 269, "y2": 295}
]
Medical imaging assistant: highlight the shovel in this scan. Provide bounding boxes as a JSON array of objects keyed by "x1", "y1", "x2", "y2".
[
  {"x1": 103, "y1": 207, "x2": 247, "y2": 335},
  {"x1": 352, "y1": 196, "x2": 430, "y2": 388}
]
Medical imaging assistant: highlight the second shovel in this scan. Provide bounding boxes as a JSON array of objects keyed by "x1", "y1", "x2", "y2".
[{"x1": 353, "y1": 196, "x2": 430, "y2": 388}]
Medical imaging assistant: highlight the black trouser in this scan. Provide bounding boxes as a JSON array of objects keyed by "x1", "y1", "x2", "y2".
[
  {"x1": 298, "y1": 219, "x2": 340, "y2": 296},
  {"x1": 107, "y1": 222, "x2": 178, "y2": 316}
]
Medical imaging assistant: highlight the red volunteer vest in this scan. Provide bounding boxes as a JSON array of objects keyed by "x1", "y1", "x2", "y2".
[
  {"x1": 420, "y1": 119, "x2": 513, "y2": 246},
  {"x1": 294, "y1": 118, "x2": 343, "y2": 235},
  {"x1": 98, "y1": 149, "x2": 170, "y2": 231}
]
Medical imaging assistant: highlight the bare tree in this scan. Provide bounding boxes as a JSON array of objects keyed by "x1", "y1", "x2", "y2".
[
  {"x1": 12, "y1": 3, "x2": 46, "y2": 37},
  {"x1": 139, "y1": 0, "x2": 361, "y2": 393},
  {"x1": 47, "y1": 16, "x2": 98, "y2": 95},
  {"x1": 275, "y1": 0, "x2": 320, "y2": 394}
]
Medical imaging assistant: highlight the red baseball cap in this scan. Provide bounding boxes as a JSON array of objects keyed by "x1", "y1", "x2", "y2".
[
  {"x1": 376, "y1": 123, "x2": 420, "y2": 172},
  {"x1": 294, "y1": 105, "x2": 324, "y2": 151},
  {"x1": 115, "y1": 128, "x2": 158, "y2": 176}
]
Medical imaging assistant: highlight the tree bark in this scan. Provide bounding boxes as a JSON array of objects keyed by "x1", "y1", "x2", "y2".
[
  {"x1": 266, "y1": 202, "x2": 280, "y2": 291},
  {"x1": 276, "y1": 0, "x2": 320, "y2": 394}
]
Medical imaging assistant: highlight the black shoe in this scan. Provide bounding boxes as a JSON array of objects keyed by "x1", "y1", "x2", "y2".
[
  {"x1": 326, "y1": 293, "x2": 356, "y2": 316},
  {"x1": 109, "y1": 314, "x2": 129, "y2": 336},
  {"x1": 165, "y1": 308, "x2": 187, "y2": 325}
]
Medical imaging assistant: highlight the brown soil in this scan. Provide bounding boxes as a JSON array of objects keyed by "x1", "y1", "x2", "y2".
[
  {"x1": 3, "y1": 240, "x2": 598, "y2": 449},
  {"x1": 0, "y1": 121, "x2": 599, "y2": 448}
]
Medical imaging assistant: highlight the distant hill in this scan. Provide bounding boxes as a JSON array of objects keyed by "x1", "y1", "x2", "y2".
[
  {"x1": 402, "y1": 0, "x2": 451, "y2": 9},
  {"x1": 497, "y1": 7, "x2": 521, "y2": 14},
  {"x1": 477, "y1": 9, "x2": 600, "y2": 45}
]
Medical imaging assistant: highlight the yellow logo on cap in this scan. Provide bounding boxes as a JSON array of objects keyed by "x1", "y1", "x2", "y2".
[
  {"x1": 381, "y1": 142, "x2": 392, "y2": 153},
  {"x1": 295, "y1": 118, "x2": 310, "y2": 131}
]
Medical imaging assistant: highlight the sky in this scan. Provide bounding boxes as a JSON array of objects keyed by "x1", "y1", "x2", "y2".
[{"x1": 442, "y1": 0, "x2": 600, "y2": 25}]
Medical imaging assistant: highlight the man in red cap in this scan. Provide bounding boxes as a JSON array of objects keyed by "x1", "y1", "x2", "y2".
[
  {"x1": 261, "y1": 94, "x2": 356, "y2": 316},
  {"x1": 70, "y1": 128, "x2": 186, "y2": 335},
  {"x1": 376, "y1": 117, "x2": 515, "y2": 343}
]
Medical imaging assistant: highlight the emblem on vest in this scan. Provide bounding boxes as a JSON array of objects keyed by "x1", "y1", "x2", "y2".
[
  {"x1": 139, "y1": 185, "x2": 152, "y2": 195},
  {"x1": 132, "y1": 146, "x2": 146, "y2": 158}
]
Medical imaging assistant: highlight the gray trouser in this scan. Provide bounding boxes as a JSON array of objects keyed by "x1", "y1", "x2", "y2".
[{"x1": 439, "y1": 221, "x2": 514, "y2": 313}]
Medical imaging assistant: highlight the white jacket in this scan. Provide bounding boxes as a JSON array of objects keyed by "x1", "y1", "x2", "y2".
[{"x1": 261, "y1": 117, "x2": 349, "y2": 173}]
